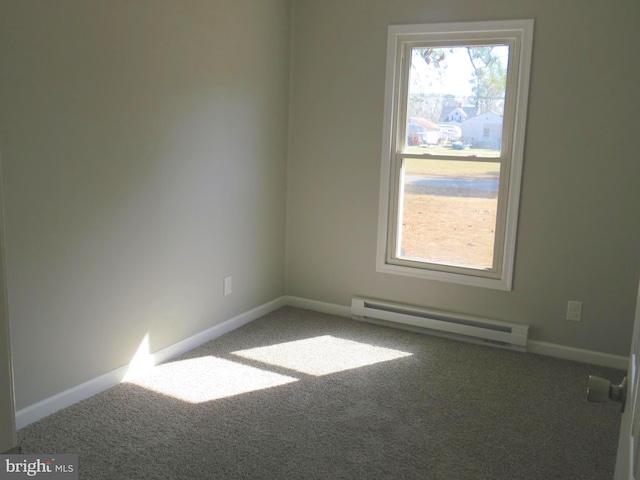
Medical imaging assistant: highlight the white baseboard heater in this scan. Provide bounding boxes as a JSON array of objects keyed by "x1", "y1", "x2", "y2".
[{"x1": 351, "y1": 297, "x2": 529, "y2": 352}]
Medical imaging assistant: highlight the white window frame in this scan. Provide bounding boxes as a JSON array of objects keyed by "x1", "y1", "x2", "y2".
[{"x1": 376, "y1": 20, "x2": 534, "y2": 291}]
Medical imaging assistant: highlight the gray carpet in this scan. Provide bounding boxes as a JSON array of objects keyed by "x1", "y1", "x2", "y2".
[{"x1": 18, "y1": 307, "x2": 624, "y2": 479}]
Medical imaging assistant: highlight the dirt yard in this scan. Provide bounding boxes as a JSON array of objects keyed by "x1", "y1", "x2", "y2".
[{"x1": 400, "y1": 190, "x2": 498, "y2": 268}]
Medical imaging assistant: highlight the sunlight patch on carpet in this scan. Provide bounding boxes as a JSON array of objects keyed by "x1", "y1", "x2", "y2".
[
  {"x1": 125, "y1": 356, "x2": 298, "y2": 403},
  {"x1": 232, "y1": 335, "x2": 413, "y2": 376}
]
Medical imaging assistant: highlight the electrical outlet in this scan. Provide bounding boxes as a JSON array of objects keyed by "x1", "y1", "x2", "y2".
[
  {"x1": 566, "y1": 300, "x2": 582, "y2": 321},
  {"x1": 224, "y1": 275, "x2": 232, "y2": 296}
]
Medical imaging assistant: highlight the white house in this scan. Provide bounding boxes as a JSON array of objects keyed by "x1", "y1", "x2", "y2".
[
  {"x1": 461, "y1": 112, "x2": 503, "y2": 149},
  {"x1": 439, "y1": 106, "x2": 478, "y2": 123}
]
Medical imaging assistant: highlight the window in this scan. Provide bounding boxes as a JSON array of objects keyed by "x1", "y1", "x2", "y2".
[{"x1": 377, "y1": 20, "x2": 533, "y2": 290}]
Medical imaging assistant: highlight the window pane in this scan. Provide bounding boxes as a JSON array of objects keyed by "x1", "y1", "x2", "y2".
[
  {"x1": 404, "y1": 45, "x2": 509, "y2": 157},
  {"x1": 399, "y1": 158, "x2": 499, "y2": 269}
]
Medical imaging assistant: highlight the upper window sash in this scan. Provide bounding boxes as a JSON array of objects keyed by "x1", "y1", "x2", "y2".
[{"x1": 396, "y1": 38, "x2": 518, "y2": 160}]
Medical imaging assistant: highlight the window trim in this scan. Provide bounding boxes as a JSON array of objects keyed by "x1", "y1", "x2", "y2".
[{"x1": 376, "y1": 20, "x2": 534, "y2": 291}]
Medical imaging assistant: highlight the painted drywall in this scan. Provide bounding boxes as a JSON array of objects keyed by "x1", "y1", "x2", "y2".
[
  {"x1": 0, "y1": 0, "x2": 291, "y2": 409},
  {"x1": 0, "y1": 182, "x2": 16, "y2": 450},
  {"x1": 286, "y1": 0, "x2": 640, "y2": 356}
]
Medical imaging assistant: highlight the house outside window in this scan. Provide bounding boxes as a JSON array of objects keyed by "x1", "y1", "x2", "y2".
[{"x1": 376, "y1": 20, "x2": 534, "y2": 290}]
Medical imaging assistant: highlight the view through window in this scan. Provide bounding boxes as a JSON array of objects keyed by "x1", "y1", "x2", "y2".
[
  {"x1": 377, "y1": 21, "x2": 534, "y2": 290},
  {"x1": 400, "y1": 45, "x2": 508, "y2": 269}
]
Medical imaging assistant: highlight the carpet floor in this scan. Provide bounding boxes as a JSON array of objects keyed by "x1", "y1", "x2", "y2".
[{"x1": 18, "y1": 307, "x2": 625, "y2": 479}]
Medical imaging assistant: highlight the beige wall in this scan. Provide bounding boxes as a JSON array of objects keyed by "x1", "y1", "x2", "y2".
[
  {"x1": 2, "y1": 0, "x2": 640, "y2": 414},
  {"x1": 287, "y1": 0, "x2": 640, "y2": 356},
  {"x1": 0, "y1": 188, "x2": 16, "y2": 450},
  {"x1": 0, "y1": 0, "x2": 291, "y2": 409}
]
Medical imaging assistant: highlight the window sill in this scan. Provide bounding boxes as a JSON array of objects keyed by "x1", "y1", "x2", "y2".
[{"x1": 376, "y1": 261, "x2": 513, "y2": 291}]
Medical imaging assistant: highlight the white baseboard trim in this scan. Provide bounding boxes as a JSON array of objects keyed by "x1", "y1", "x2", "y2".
[
  {"x1": 16, "y1": 297, "x2": 288, "y2": 429},
  {"x1": 283, "y1": 295, "x2": 351, "y2": 317},
  {"x1": 527, "y1": 340, "x2": 627, "y2": 370},
  {"x1": 16, "y1": 295, "x2": 627, "y2": 428},
  {"x1": 15, "y1": 362, "x2": 129, "y2": 430}
]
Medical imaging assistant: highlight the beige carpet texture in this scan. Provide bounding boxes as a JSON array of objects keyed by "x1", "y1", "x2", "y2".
[{"x1": 18, "y1": 307, "x2": 624, "y2": 479}]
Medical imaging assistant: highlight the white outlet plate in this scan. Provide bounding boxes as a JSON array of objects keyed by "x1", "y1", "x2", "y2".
[
  {"x1": 224, "y1": 275, "x2": 232, "y2": 296},
  {"x1": 566, "y1": 300, "x2": 582, "y2": 321}
]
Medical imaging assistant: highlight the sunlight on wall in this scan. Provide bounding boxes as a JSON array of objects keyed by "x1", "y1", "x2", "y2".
[
  {"x1": 232, "y1": 335, "x2": 413, "y2": 376},
  {"x1": 125, "y1": 356, "x2": 298, "y2": 403},
  {"x1": 122, "y1": 333, "x2": 156, "y2": 382}
]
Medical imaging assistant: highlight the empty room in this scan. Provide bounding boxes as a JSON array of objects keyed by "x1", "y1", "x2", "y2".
[{"x1": 1, "y1": 0, "x2": 639, "y2": 478}]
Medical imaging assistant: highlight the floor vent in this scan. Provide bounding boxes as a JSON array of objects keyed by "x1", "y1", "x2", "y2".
[{"x1": 351, "y1": 297, "x2": 529, "y2": 352}]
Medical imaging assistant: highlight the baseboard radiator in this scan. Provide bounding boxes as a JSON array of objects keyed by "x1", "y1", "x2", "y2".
[{"x1": 351, "y1": 297, "x2": 529, "y2": 352}]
